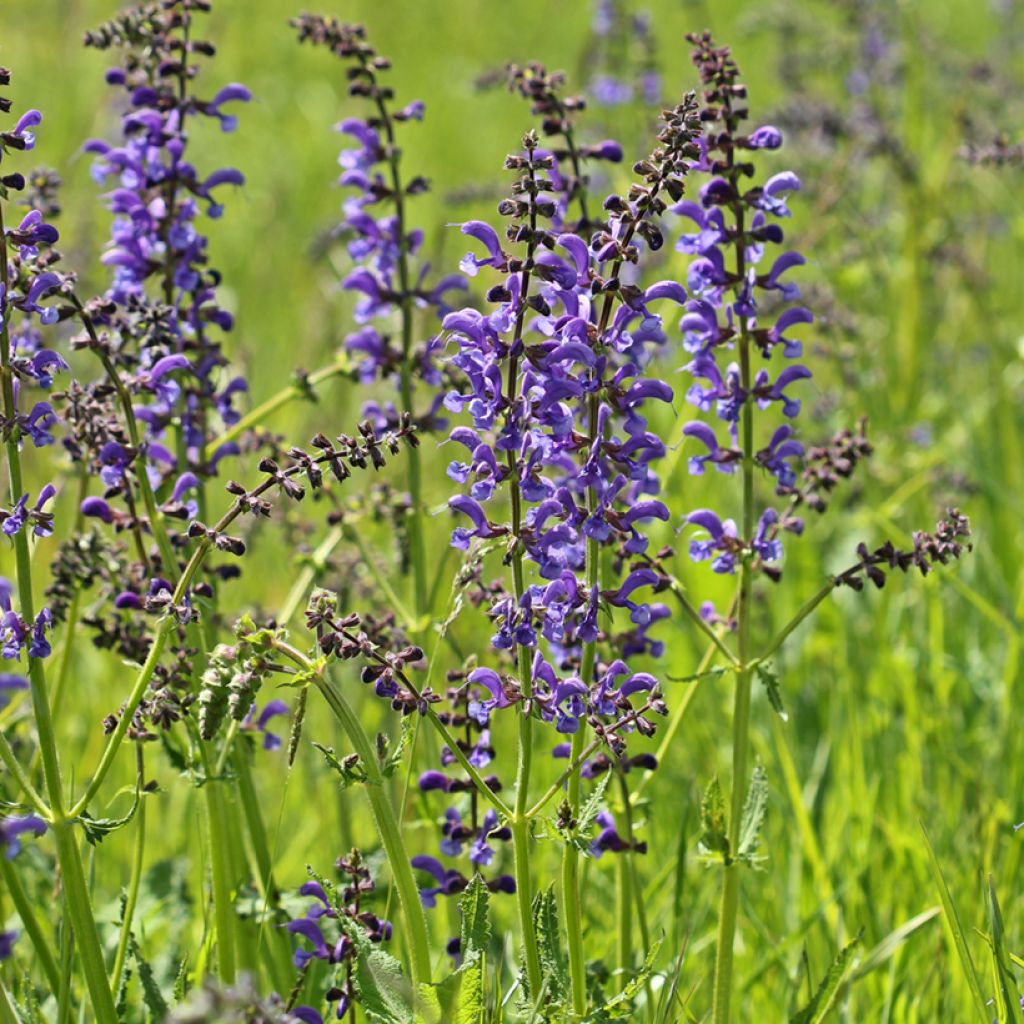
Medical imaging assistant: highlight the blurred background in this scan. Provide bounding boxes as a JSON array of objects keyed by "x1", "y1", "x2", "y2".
[{"x1": 2, "y1": 0, "x2": 1023, "y2": 1017}]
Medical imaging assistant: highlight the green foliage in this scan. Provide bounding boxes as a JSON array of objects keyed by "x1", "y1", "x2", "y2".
[
  {"x1": 754, "y1": 662, "x2": 787, "y2": 722},
  {"x1": 555, "y1": 773, "x2": 611, "y2": 855},
  {"x1": 736, "y1": 762, "x2": 768, "y2": 866},
  {"x1": 789, "y1": 932, "x2": 861, "y2": 1024},
  {"x1": 76, "y1": 786, "x2": 143, "y2": 846},
  {"x1": 698, "y1": 776, "x2": 730, "y2": 861},
  {"x1": 985, "y1": 877, "x2": 1020, "y2": 1023},
  {"x1": 313, "y1": 741, "x2": 368, "y2": 789},
  {"x1": 920, "y1": 824, "x2": 990, "y2": 1021}
]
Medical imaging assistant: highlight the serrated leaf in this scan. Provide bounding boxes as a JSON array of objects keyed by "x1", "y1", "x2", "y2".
[
  {"x1": 789, "y1": 932, "x2": 861, "y2": 1024},
  {"x1": 988, "y1": 876, "x2": 1020, "y2": 1022},
  {"x1": 355, "y1": 947, "x2": 414, "y2": 1024},
  {"x1": 920, "y1": 823, "x2": 990, "y2": 1022},
  {"x1": 380, "y1": 715, "x2": 415, "y2": 779},
  {"x1": 555, "y1": 773, "x2": 612, "y2": 854},
  {"x1": 459, "y1": 873, "x2": 490, "y2": 954},
  {"x1": 755, "y1": 662, "x2": 788, "y2": 721},
  {"x1": 129, "y1": 933, "x2": 169, "y2": 1022},
  {"x1": 736, "y1": 763, "x2": 768, "y2": 864},
  {"x1": 419, "y1": 948, "x2": 484, "y2": 1024},
  {"x1": 699, "y1": 776, "x2": 729, "y2": 860},
  {"x1": 76, "y1": 786, "x2": 143, "y2": 846},
  {"x1": 591, "y1": 937, "x2": 663, "y2": 1020},
  {"x1": 313, "y1": 741, "x2": 368, "y2": 788},
  {"x1": 533, "y1": 885, "x2": 568, "y2": 1006}
]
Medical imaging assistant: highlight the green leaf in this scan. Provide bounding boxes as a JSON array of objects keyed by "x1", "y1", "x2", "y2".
[
  {"x1": 76, "y1": 786, "x2": 143, "y2": 846},
  {"x1": 459, "y1": 873, "x2": 491, "y2": 955},
  {"x1": 419, "y1": 949, "x2": 484, "y2": 1024},
  {"x1": 355, "y1": 947, "x2": 414, "y2": 1024},
  {"x1": 755, "y1": 662, "x2": 788, "y2": 721},
  {"x1": 533, "y1": 885, "x2": 568, "y2": 1005},
  {"x1": 380, "y1": 715, "x2": 415, "y2": 779},
  {"x1": 851, "y1": 906, "x2": 939, "y2": 980},
  {"x1": 172, "y1": 955, "x2": 190, "y2": 1003},
  {"x1": 987, "y1": 876, "x2": 1021, "y2": 1022},
  {"x1": 129, "y1": 932, "x2": 169, "y2": 1022},
  {"x1": 920, "y1": 823, "x2": 990, "y2": 1021},
  {"x1": 789, "y1": 932, "x2": 861, "y2": 1024},
  {"x1": 313, "y1": 741, "x2": 369, "y2": 788},
  {"x1": 698, "y1": 776, "x2": 729, "y2": 860},
  {"x1": 736, "y1": 763, "x2": 768, "y2": 865},
  {"x1": 590, "y1": 938, "x2": 663, "y2": 1020},
  {"x1": 555, "y1": 772, "x2": 611, "y2": 854}
]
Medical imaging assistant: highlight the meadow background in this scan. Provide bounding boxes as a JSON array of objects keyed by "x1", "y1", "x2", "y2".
[{"x1": 2, "y1": 0, "x2": 1023, "y2": 1018}]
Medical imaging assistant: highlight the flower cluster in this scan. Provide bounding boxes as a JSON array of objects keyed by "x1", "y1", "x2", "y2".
[
  {"x1": 292, "y1": 14, "x2": 464, "y2": 432},
  {"x1": 675, "y1": 32, "x2": 815, "y2": 579},
  {"x1": 82, "y1": 0, "x2": 251, "y2": 488},
  {"x1": 442, "y1": 93, "x2": 701, "y2": 741},
  {"x1": 287, "y1": 852, "x2": 393, "y2": 1021},
  {"x1": 412, "y1": 682, "x2": 514, "y2": 957}
]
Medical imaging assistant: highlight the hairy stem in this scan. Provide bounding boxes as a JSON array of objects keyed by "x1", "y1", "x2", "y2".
[
  {"x1": 110, "y1": 744, "x2": 147, "y2": 994},
  {"x1": 1, "y1": 195, "x2": 117, "y2": 1024},
  {"x1": 712, "y1": 201, "x2": 754, "y2": 1024},
  {"x1": 315, "y1": 676, "x2": 432, "y2": 988}
]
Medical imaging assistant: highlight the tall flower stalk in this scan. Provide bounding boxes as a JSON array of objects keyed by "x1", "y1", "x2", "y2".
[
  {"x1": 671, "y1": 33, "x2": 972, "y2": 1021},
  {"x1": 293, "y1": 15, "x2": 466, "y2": 625},
  {"x1": 0, "y1": 71, "x2": 119, "y2": 1023}
]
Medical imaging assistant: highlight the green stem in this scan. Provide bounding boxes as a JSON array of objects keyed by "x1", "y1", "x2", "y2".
[
  {"x1": 233, "y1": 745, "x2": 295, "y2": 995},
  {"x1": 562, "y1": 724, "x2": 590, "y2": 1017},
  {"x1": 50, "y1": 468, "x2": 88, "y2": 724},
  {"x1": 344, "y1": 522, "x2": 416, "y2": 629},
  {"x1": 52, "y1": 822, "x2": 118, "y2": 1022},
  {"x1": 200, "y1": 743, "x2": 237, "y2": 983},
  {"x1": 0, "y1": 728, "x2": 49, "y2": 816},
  {"x1": 1, "y1": 197, "x2": 116, "y2": 1024},
  {"x1": 316, "y1": 677, "x2": 432, "y2": 988},
  {"x1": 712, "y1": 197, "x2": 755, "y2": 1024},
  {"x1": 498, "y1": 165, "x2": 544, "y2": 994},
  {"x1": 362, "y1": 58, "x2": 427, "y2": 621},
  {"x1": 69, "y1": 618, "x2": 173, "y2": 819},
  {"x1": 201, "y1": 362, "x2": 351, "y2": 463},
  {"x1": 663, "y1": 575, "x2": 740, "y2": 668},
  {"x1": 0, "y1": 855, "x2": 61, "y2": 992},
  {"x1": 110, "y1": 746, "x2": 147, "y2": 994},
  {"x1": 757, "y1": 581, "x2": 836, "y2": 665},
  {"x1": 0, "y1": 979, "x2": 18, "y2": 1024},
  {"x1": 277, "y1": 524, "x2": 344, "y2": 625}
]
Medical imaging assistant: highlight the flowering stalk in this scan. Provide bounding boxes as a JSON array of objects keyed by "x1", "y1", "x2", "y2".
[
  {"x1": 0, "y1": 90, "x2": 119, "y2": 1021},
  {"x1": 671, "y1": 34, "x2": 973, "y2": 1020},
  {"x1": 293, "y1": 15, "x2": 467, "y2": 625}
]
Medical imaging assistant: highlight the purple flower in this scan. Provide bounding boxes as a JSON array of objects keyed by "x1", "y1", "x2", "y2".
[{"x1": 1, "y1": 814, "x2": 47, "y2": 858}]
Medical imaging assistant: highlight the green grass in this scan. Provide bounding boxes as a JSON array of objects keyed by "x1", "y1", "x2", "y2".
[{"x1": 1, "y1": 0, "x2": 1023, "y2": 1019}]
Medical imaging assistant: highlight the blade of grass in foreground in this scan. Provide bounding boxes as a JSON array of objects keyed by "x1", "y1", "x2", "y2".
[{"x1": 919, "y1": 822, "x2": 990, "y2": 1021}]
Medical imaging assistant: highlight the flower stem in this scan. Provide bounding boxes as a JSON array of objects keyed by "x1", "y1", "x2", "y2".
[
  {"x1": 712, "y1": 201, "x2": 755, "y2": 1024},
  {"x1": 315, "y1": 676, "x2": 432, "y2": 988},
  {"x1": 110, "y1": 745, "x2": 147, "y2": 994},
  {"x1": 757, "y1": 580, "x2": 836, "y2": 664},
  {"x1": 0, "y1": 197, "x2": 117, "y2": 1024},
  {"x1": 52, "y1": 821, "x2": 119, "y2": 1022},
  {"x1": 201, "y1": 361, "x2": 351, "y2": 463}
]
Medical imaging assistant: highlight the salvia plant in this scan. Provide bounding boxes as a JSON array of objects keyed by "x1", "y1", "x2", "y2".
[{"x1": 1, "y1": 2, "x2": 1013, "y2": 1023}]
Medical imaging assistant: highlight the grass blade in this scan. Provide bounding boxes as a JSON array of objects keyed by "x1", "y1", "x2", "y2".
[{"x1": 919, "y1": 823, "x2": 989, "y2": 1021}]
